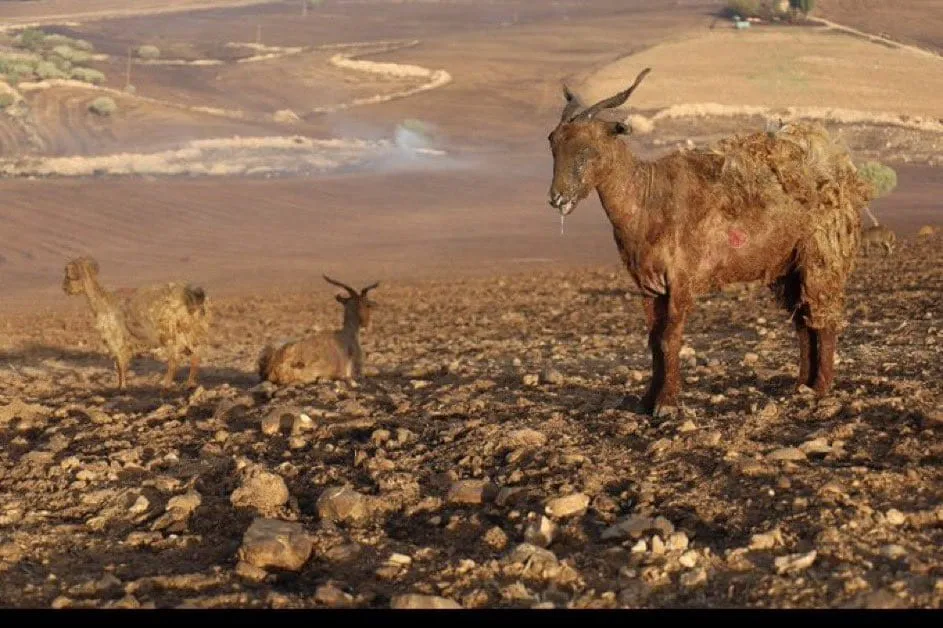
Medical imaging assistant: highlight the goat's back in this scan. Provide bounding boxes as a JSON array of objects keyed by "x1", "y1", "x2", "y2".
[
  {"x1": 123, "y1": 282, "x2": 210, "y2": 352},
  {"x1": 258, "y1": 331, "x2": 350, "y2": 385}
]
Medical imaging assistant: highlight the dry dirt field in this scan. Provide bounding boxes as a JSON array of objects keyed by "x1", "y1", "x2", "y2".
[{"x1": 0, "y1": 0, "x2": 941, "y2": 609}]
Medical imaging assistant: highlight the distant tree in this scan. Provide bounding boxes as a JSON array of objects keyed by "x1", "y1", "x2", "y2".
[
  {"x1": 857, "y1": 161, "x2": 897, "y2": 198},
  {"x1": 790, "y1": 0, "x2": 815, "y2": 15}
]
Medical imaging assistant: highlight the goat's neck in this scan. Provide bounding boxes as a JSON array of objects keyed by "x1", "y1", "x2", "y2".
[
  {"x1": 340, "y1": 310, "x2": 361, "y2": 340},
  {"x1": 80, "y1": 274, "x2": 116, "y2": 318},
  {"x1": 594, "y1": 141, "x2": 653, "y2": 235}
]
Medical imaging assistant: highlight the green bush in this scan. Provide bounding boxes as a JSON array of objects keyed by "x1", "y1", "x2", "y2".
[
  {"x1": 49, "y1": 55, "x2": 72, "y2": 73},
  {"x1": 72, "y1": 39, "x2": 95, "y2": 52},
  {"x1": 726, "y1": 0, "x2": 762, "y2": 17},
  {"x1": 135, "y1": 45, "x2": 161, "y2": 60},
  {"x1": 34, "y1": 60, "x2": 67, "y2": 80},
  {"x1": 857, "y1": 161, "x2": 897, "y2": 198},
  {"x1": 88, "y1": 96, "x2": 117, "y2": 116},
  {"x1": 791, "y1": 0, "x2": 815, "y2": 14},
  {"x1": 14, "y1": 28, "x2": 47, "y2": 52},
  {"x1": 70, "y1": 67, "x2": 106, "y2": 84}
]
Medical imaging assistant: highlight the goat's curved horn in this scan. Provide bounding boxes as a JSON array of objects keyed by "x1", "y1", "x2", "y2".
[
  {"x1": 560, "y1": 83, "x2": 583, "y2": 123},
  {"x1": 573, "y1": 67, "x2": 652, "y2": 121},
  {"x1": 360, "y1": 281, "x2": 380, "y2": 296},
  {"x1": 323, "y1": 275, "x2": 357, "y2": 297}
]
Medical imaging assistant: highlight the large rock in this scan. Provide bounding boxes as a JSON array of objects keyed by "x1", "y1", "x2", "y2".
[
  {"x1": 231, "y1": 466, "x2": 289, "y2": 515},
  {"x1": 316, "y1": 487, "x2": 372, "y2": 524},
  {"x1": 545, "y1": 493, "x2": 589, "y2": 518},
  {"x1": 238, "y1": 518, "x2": 313, "y2": 571},
  {"x1": 390, "y1": 594, "x2": 461, "y2": 609},
  {"x1": 447, "y1": 480, "x2": 497, "y2": 505}
]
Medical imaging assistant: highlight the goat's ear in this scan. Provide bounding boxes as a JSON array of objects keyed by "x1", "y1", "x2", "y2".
[{"x1": 608, "y1": 121, "x2": 631, "y2": 136}]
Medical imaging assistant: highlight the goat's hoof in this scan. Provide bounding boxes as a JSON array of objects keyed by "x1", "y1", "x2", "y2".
[{"x1": 652, "y1": 404, "x2": 680, "y2": 419}]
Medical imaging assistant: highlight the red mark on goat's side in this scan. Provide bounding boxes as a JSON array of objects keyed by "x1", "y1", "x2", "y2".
[{"x1": 728, "y1": 228, "x2": 748, "y2": 249}]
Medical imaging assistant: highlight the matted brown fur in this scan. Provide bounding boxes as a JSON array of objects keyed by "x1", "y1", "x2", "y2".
[
  {"x1": 62, "y1": 256, "x2": 210, "y2": 390},
  {"x1": 548, "y1": 69, "x2": 873, "y2": 413},
  {"x1": 258, "y1": 276, "x2": 378, "y2": 386}
]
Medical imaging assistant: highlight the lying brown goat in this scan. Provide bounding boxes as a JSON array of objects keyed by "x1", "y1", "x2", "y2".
[
  {"x1": 258, "y1": 276, "x2": 378, "y2": 385},
  {"x1": 548, "y1": 68, "x2": 872, "y2": 415},
  {"x1": 63, "y1": 257, "x2": 210, "y2": 390}
]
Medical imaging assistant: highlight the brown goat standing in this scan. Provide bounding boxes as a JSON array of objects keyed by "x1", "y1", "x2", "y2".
[
  {"x1": 548, "y1": 68, "x2": 872, "y2": 415},
  {"x1": 257, "y1": 276, "x2": 378, "y2": 386},
  {"x1": 62, "y1": 257, "x2": 210, "y2": 390}
]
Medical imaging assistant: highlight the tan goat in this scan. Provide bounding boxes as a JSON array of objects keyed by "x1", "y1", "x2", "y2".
[
  {"x1": 860, "y1": 224, "x2": 897, "y2": 257},
  {"x1": 62, "y1": 257, "x2": 210, "y2": 390},
  {"x1": 257, "y1": 276, "x2": 378, "y2": 386}
]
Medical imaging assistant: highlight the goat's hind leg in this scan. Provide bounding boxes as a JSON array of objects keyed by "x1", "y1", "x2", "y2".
[
  {"x1": 162, "y1": 355, "x2": 178, "y2": 389},
  {"x1": 186, "y1": 354, "x2": 200, "y2": 389}
]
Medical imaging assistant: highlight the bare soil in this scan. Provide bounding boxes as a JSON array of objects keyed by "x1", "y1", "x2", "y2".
[{"x1": 0, "y1": 236, "x2": 940, "y2": 608}]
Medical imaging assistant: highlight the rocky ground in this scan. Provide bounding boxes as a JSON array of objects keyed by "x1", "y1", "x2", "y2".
[{"x1": 0, "y1": 235, "x2": 941, "y2": 609}]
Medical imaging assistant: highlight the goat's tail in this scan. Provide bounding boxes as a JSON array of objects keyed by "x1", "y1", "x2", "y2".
[
  {"x1": 184, "y1": 285, "x2": 207, "y2": 315},
  {"x1": 257, "y1": 345, "x2": 275, "y2": 381}
]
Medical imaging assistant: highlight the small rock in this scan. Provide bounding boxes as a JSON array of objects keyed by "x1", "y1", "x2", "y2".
[
  {"x1": 651, "y1": 535, "x2": 666, "y2": 555},
  {"x1": 387, "y1": 553, "x2": 412, "y2": 567},
  {"x1": 262, "y1": 406, "x2": 299, "y2": 436},
  {"x1": 767, "y1": 447, "x2": 807, "y2": 462},
  {"x1": 128, "y1": 495, "x2": 150, "y2": 516},
  {"x1": 51, "y1": 596, "x2": 72, "y2": 609},
  {"x1": 522, "y1": 373, "x2": 540, "y2": 386},
  {"x1": 630, "y1": 539, "x2": 647, "y2": 554},
  {"x1": 678, "y1": 550, "x2": 698, "y2": 568},
  {"x1": 880, "y1": 544, "x2": 907, "y2": 559},
  {"x1": 524, "y1": 515, "x2": 558, "y2": 548},
  {"x1": 495, "y1": 486, "x2": 526, "y2": 506},
  {"x1": 652, "y1": 516, "x2": 674, "y2": 536},
  {"x1": 602, "y1": 515, "x2": 653, "y2": 540},
  {"x1": 234, "y1": 560, "x2": 269, "y2": 582},
  {"x1": 238, "y1": 518, "x2": 313, "y2": 571},
  {"x1": 507, "y1": 543, "x2": 558, "y2": 570},
  {"x1": 315, "y1": 583, "x2": 354, "y2": 608},
  {"x1": 316, "y1": 487, "x2": 372, "y2": 525},
  {"x1": 371, "y1": 429, "x2": 392, "y2": 445},
  {"x1": 678, "y1": 420, "x2": 697, "y2": 433},
  {"x1": 447, "y1": 480, "x2": 497, "y2": 505},
  {"x1": 885, "y1": 509, "x2": 906, "y2": 526},
  {"x1": 483, "y1": 526, "x2": 509, "y2": 551},
  {"x1": 749, "y1": 529, "x2": 784, "y2": 550},
  {"x1": 505, "y1": 429, "x2": 547, "y2": 449},
  {"x1": 545, "y1": 493, "x2": 589, "y2": 519},
  {"x1": 800, "y1": 437, "x2": 832, "y2": 455},
  {"x1": 666, "y1": 532, "x2": 689, "y2": 551},
  {"x1": 152, "y1": 490, "x2": 202, "y2": 531},
  {"x1": 758, "y1": 401, "x2": 779, "y2": 420},
  {"x1": 743, "y1": 353, "x2": 760, "y2": 366},
  {"x1": 231, "y1": 466, "x2": 289, "y2": 515},
  {"x1": 774, "y1": 550, "x2": 817, "y2": 574},
  {"x1": 540, "y1": 368, "x2": 564, "y2": 385},
  {"x1": 390, "y1": 594, "x2": 461, "y2": 610},
  {"x1": 679, "y1": 568, "x2": 708, "y2": 588},
  {"x1": 324, "y1": 543, "x2": 362, "y2": 563}
]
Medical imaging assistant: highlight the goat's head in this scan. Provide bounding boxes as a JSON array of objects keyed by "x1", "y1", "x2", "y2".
[
  {"x1": 548, "y1": 67, "x2": 651, "y2": 215},
  {"x1": 63, "y1": 257, "x2": 99, "y2": 296},
  {"x1": 324, "y1": 275, "x2": 379, "y2": 330}
]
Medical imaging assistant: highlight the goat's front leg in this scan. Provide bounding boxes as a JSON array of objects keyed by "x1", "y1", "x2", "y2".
[
  {"x1": 642, "y1": 291, "x2": 692, "y2": 416},
  {"x1": 162, "y1": 355, "x2": 178, "y2": 389},
  {"x1": 794, "y1": 317, "x2": 817, "y2": 389},
  {"x1": 115, "y1": 358, "x2": 128, "y2": 391},
  {"x1": 186, "y1": 354, "x2": 200, "y2": 389},
  {"x1": 812, "y1": 323, "x2": 837, "y2": 395},
  {"x1": 640, "y1": 296, "x2": 668, "y2": 414}
]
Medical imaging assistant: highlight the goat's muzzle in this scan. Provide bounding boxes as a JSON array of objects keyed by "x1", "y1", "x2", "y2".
[{"x1": 548, "y1": 191, "x2": 576, "y2": 216}]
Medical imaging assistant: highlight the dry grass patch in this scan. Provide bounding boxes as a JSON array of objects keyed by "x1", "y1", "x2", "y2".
[{"x1": 583, "y1": 29, "x2": 943, "y2": 119}]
